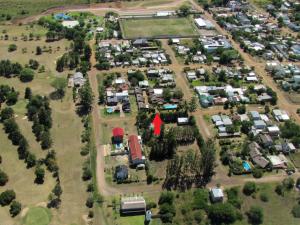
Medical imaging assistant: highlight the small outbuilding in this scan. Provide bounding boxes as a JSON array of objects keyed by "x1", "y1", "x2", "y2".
[
  {"x1": 120, "y1": 196, "x2": 146, "y2": 215},
  {"x1": 114, "y1": 165, "x2": 128, "y2": 183},
  {"x1": 112, "y1": 127, "x2": 124, "y2": 144},
  {"x1": 210, "y1": 188, "x2": 224, "y2": 203}
]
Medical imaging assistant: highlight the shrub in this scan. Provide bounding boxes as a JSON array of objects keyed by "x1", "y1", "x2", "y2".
[
  {"x1": 259, "y1": 193, "x2": 269, "y2": 202},
  {"x1": 292, "y1": 204, "x2": 300, "y2": 218},
  {"x1": 8, "y1": 44, "x2": 17, "y2": 52},
  {"x1": 208, "y1": 203, "x2": 237, "y2": 224},
  {"x1": 275, "y1": 184, "x2": 284, "y2": 196},
  {"x1": 243, "y1": 182, "x2": 257, "y2": 196},
  {"x1": 146, "y1": 202, "x2": 157, "y2": 210},
  {"x1": 247, "y1": 206, "x2": 263, "y2": 225},
  {"x1": 159, "y1": 192, "x2": 174, "y2": 205},
  {"x1": 0, "y1": 169, "x2": 9, "y2": 186},
  {"x1": 20, "y1": 68, "x2": 34, "y2": 82},
  {"x1": 252, "y1": 168, "x2": 263, "y2": 178}
]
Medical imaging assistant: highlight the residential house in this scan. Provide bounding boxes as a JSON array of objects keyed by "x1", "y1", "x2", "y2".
[
  {"x1": 249, "y1": 142, "x2": 269, "y2": 168},
  {"x1": 128, "y1": 135, "x2": 144, "y2": 166}
]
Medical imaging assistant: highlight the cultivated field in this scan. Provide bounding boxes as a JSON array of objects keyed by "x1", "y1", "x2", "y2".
[{"x1": 120, "y1": 17, "x2": 199, "y2": 39}]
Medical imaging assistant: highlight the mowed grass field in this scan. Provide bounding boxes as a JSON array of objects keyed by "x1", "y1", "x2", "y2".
[
  {"x1": 0, "y1": 24, "x2": 88, "y2": 225},
  {"x1": 120, "y1": 17, "x2": 199, "y2": 39},
  {"x1": 23, "y1": 207, "x2": 51, "y2": 225}
]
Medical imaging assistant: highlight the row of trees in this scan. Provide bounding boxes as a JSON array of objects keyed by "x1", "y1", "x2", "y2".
[
  {"x1": 0, "y1": 60, "x2": 35, "y2": 82},
  {"x1": 0, "y1": 190, "x2": 22, "y2": 217},
  {"x1": 27, "y1": 95, "x2": 52, "y2": 149},
  {"x1": 0, "y1": 107, "x2": 37, "y2": 167}
]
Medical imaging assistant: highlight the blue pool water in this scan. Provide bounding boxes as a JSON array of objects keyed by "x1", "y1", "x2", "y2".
[
  {"x1": 243, "y1": 161, "x2": 251, "y2": 171},
  {"x1": 163, "y1": 104, "x2": 177, "y2": 110},
  {"x1": 106, "y1": 107, "x2": 114, "y2": 114}
]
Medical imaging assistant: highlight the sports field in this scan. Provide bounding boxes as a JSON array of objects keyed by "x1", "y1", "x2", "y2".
[{"x1": 120, "y1": 17, "x2": 199, "y2": 39}]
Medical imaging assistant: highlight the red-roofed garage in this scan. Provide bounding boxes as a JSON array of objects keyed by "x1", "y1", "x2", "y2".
[{"x1": 112, "y1": 127, "x2": 124, "y2": 143}]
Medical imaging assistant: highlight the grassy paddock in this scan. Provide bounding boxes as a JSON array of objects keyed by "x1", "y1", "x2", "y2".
[
  {"x1": 23, "y1": 207, "x2": 52, "y2": 225},
  {"x1": 0, "y1": 0, "x2": 87, "y2": 21},
  {"x1": 120, "y1": 17, "x2": 199, "y2": 39}
]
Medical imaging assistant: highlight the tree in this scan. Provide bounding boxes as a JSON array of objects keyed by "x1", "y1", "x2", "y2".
[
  {"x1": 52, "y1": 183, "x2": 62, "y2": 197},
  {"x1": 163, "y1": 88, "x2": 172, "y2": 102},
  {"x1": 178, "y1": 5, "x2": 191, "y2": 17},
  {"x1": 9, "y1": 200, "x2": 21, "y2": 217},
  {"x1": 8, "y1": 44, "x2": 17, "y2": 52},
  {"x1": 36, "y1": 46, "x2": 42, "y2": 55},
  {"x1": 20, "y1": 68, "x2": 34, "y2": 82},
  {"x1": 35, "y1": 166, "x2": 45, "y2": 184},
  {"x1": 243, "y1": 182, "x2": 257, "y2": 196},
  {"x1": 40, "y1": 131, "x2": 52, "y2": 149},
  {"x1": 79, "y1": 82, "x2": 94, "y2": 113},
  {"x1": 0, "y1": 107, "x2": 14, "y2": 121},
  {"x1": 0, "y1": 169, "x2": 8, "y2": 186},
  {"x1": 86, "y1": 196, "x2": 94, "y2": 208},
  {"x1": 220, "y1": 50, "x2": 239, "y2": 64},
  {"x1": 0, "y1": 190, "x2": 16, "y2": 206},
  {"x1": 51, "y1": 77, "x2": 67, "y2": 98},
  {"x1": 25, "y1": 152, "x2": 36, "y2": 168},
  {"x1": 241, "y1": 121, "x2": 253, "y2": 134},
  {"x1": 237, "y1": 105, "x2": 246, "y2": 114},
  {"x1": 189, "y1": 96, "x2": 198, "y2": 112},
  {"x1": 24, "y1": 87, "x2": 32, "y2": 99},
  {"x1": 282, "y1": 177, "x2": 294, "y2": 190},
  {"x1": 247, "y1": 206, "x2": 263, "y2": 225},
  {"x1": 208, "y1": 202, "x2": 237, "y2": 224},
  {"x1": 292, "y1": 205, "x2": 300, "y2": 218}
]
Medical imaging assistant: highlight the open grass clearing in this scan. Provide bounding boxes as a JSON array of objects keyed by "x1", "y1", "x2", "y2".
[
  {"x1": 235, "y1": 183, "x2": 300, "y2": 225},
  {"x1": 120, "y1": 17, "x2": 199, "y2": 39},
  {"x1": 0, "y1": 125, "x2": 55, "y2": 225},
  {"x1": 0, "y1": 23, "x2": 88, "y2": 225},
  {"x1": 0, "y1": 0, "x2": 86, "y2": 21},
  {"x1": 23, "y1": 207, "x2": 51, "y2": 225},
  {"x1": 289, "y1": 152, "x2": 300, "y2": 168}
]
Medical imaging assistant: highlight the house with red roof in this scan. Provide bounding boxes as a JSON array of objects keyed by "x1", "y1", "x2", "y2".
[
  {"x1": 112, "y1": 127, "x2": 124, "y2": 144},
  {"x1": 128, "y1": 135, "x2": 144, "y2": 166}
]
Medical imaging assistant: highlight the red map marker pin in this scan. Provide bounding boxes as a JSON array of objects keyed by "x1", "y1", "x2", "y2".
[{"x1": 152, "y1": 113, "x2": 163, "y2": 136}]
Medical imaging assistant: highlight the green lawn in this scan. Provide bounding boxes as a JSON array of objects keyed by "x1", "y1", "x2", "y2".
[
  {"x1": 23, "y1": 207, "x2": 51, "y2": 225},
  {"x1": 117, "y1": 215, "x2": 145, "y2": 225},
  {"x1": 120, "y1": 17, "x2": 199, "y2": 39}
]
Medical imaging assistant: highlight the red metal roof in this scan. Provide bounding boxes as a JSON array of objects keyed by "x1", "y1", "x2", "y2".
[
  {"x1": 128, "y1": 135, "x2": 142, "y2": 160},
  {"x1": 112, "y1": 127, "x2": 124, "y2": 137}
]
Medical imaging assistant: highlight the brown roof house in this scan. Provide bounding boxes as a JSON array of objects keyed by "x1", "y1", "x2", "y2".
[{"x1": 249, "y1": 142, "x2": 269, "y2": 168}]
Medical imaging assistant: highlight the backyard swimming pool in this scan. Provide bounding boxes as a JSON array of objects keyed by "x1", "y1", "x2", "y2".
[
  {"x1": 163, "y1": 104, "x2": 177, "y2": 110},
  {"x1": 243, "y1": 161, "x2": 251, "y2": 171}
]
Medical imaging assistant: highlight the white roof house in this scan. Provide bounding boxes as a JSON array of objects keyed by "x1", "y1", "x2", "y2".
[
  {"x1": 195, "y1": 18, "x2": 207, "y2": 28},
  {"x1": 62, "y1": 20, "x2": 79, "y2": 28},
  {"x1": 177, "y1": 117, "x2": 189, "y2": 125}
]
